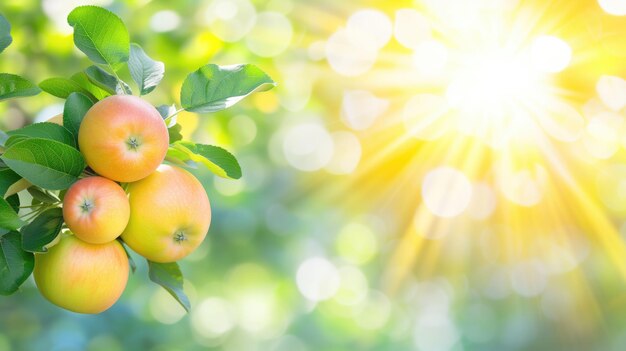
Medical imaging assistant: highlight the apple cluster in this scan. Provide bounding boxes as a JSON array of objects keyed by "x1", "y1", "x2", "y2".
[{"x1": 34, "y1": 95, "x2": 211, "y2": 314}]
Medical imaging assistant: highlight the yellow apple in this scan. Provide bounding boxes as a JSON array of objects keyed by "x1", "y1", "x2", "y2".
[
  {"x1": 63, "y1": 176, "x2": 130, "y2": 244},
  {"x1": 33, "y1": 234, "x2": 129, "y2": 314},
  {"x1": 121, "y1": 165, "x2": 211, "y2": 262},
  {"x1": 78, "y1": 95, "x2": 169, "y2": 182}
]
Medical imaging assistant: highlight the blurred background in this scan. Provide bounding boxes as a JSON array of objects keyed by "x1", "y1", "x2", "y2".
[{"x1": 2, "y1": 0, "x2": 626, "y2": 350}]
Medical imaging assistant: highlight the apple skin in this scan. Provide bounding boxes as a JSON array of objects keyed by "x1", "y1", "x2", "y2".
[
  {"x1": 33, "y1": 234, "x2": 129, "y2": 314},
  {"x1": 78, "y1": 95, "x2": 169, "y2": 182},
  {"x1": 121, "y1": 165, "x2": 211, "y2": 262},
  {"x1": 63, "y1": 176, "x2": 130, "y2": 244}
]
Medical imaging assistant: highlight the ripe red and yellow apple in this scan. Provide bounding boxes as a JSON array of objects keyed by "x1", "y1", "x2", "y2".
[
  {"x1": 121, "y1": 164, "x2": 211, "y2": 263},
  {"x1": 33, "y1": 234, "x2": 129, "y2": 314},
  {"x1": 78, "y1": 95, "x2": 169, "y2": 182},
  {"x1": 63, "y1": 176, "x2": 130, "y2": 244}
]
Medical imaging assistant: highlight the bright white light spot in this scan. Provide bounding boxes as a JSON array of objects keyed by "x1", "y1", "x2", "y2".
[
  {"x1": 596, "y1": 75, "x2": 626, "y2": 111},
  {"x1": 35, "y1": 103, "x2": 64, "y2": 123},
  {"x1": 394, "y1": 9, "x2": 431, "y2": 49},
  {"x1": 234, "y1": 290, "x2": 280, "y2": 335},
  {"x1": 296, "y1": 257, "x2": 341, "y2": 302},
  {"x1": 246, "y1": 12, "x2": 293, "y2": 57},
  {"x1": 422, "y1": 167, "x2": 473, "y2": 218},
  {"x1": 483, "y1": 268, "x2": 512, "y2": 300},
  {"x1": 326, "y1": 29, "x2": 378, "y2": 76},
  {"x1": 413, "y1": 280, "x2": 453, "y2": 314},
  {"x1": 335, "y1": 222, "x2": 378, "y2": 264},
  {"x1": 43, "y1": 0, "x2": 113, "y2": 34},
  {"x1": 467, "y1": 182, "x2": 497, "y2": 220},
  {"x1": 279, "y1": 65, "x2": 313, "y2": 112},
  {"x1": 341, "y1": 90, "x2": 389, "y2": 131},
  {"x1": 480, "y1": 0, "x2": 520, "y2": 11},
  {"x1": 326, "y1": 132, "x2": 362, "y2": 175},
  {"x1": 536, "y1": 235, "x2": 588, "y2": 274},
  {"x1": 149, "y1": 288, "x2": 186, "y2": 324},
  {"x1": 192, "y1": 298, "x2": 237, "y2": 338},
  {"x1": 204, "y1": 0, "x2": 256, "y2": 42},
  {"x1": 539, "y1": 100, "x2": 585, "y2": 142},
  {"x1": 346, "y1": 9, "x2": 392, "y2": 51},
  {"x1": 530, "y1": 35, "x2": 572, "y2": 73},
  {"x1": 446, "y1": 50, "x2": 538, "y2": 108},
  {"x1": 214, "y1": 177, "x2": 245, "y2": 196},
  {"x1": 334, "y1": 266, "x2": 368, "y2": 305},
  {"x1": 583, "y1": 112, "x2": 624, "y2": 159},
  {"x1": 510, "y1": 260, "x2": 548, "y2": 297},
  {"x1": 413, "y1": 40, "x2": 448, "y2": 75},
  {"x1": 150, "y1": 10, "x2": 181, "y2": 32},
  {"x1": 499, "y1": 168, "x2": 545, "y2": 207},
  {"x1": 598, "y1": 0, "x2": 626, "y2": 15},
  {"x1": 352, "y1": 291, "x2": 392, "y2": 330},
  {"x1": 403, "y1": 94, "x2": 450, "y2": 140},
  {"x1": 228, "y1": 114, "x2": 257, "y2": 146},
  {"x1": 414, "y1": 312, "x2": 460, "y2": 351},
  {"x1": 215, "y1": 1, "x2": 237, "y2": 19},
  {"x1": 283, "y1": 123, "x2": 334, "y2": 172},
  {"x1": 307, "y1": 40, "x2": 326, "y2": 61},
  {"x1": 596, "y1": 164, "x2": 626, "y2": 215}
]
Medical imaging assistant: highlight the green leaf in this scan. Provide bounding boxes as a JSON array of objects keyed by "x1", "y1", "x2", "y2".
[
  {"x1": 0, "y1": 13, "x2": 12, "y2": 54},
  {"x1": 168, "y1": 124, "x2": 183, "y2": 144},
  {"x1": 6, "y1": 122, "x2": 76, "y2": 148},
  {"x1": 181, "y1": 64, "x2": 276, "y2": 113},
  {"x1": 156, "y1": 104, "x2": 177, "y2": 127},
  {"x1": 0, "y1": 166, "x2": 21, "y2": 197},
  {"x1": 0, "y1": 130, "x2": 8, "y2": 147},
  {"x1": 39, "y1": 77, "x2": 96, "y2": 101},
  {"x1": 27, "y1": 187, "x2": 59, "y2": 204},
  {"x1": 63, "y1": 92, "x2": 93, "y2": 142},
  {"x1": 167, "y1": 141, "x2": 242, "y2": 179},
  {"x1": 1, "y1": 138, "x2": 86, "y2": 190},
  {"x1": 70, "y1": 72, "x2": 110, "y2": 101},
  {"x1": 21, "y1": 208, "x2": 63, "y2": 253},
  {"x1": 148, "y1": 260, "x2": 190, "y2": 312},
  {"x1": 0, "y1": 231, "x2": 34, "y2": 295},
  {"x1": 0, "y1": 74, "x2": 41, "y2": 101},
  {"x1": 84, "y1": 65, "x2": 131, "y2": 95},
  {"x1": 67, "y1": 6, "x2": 130, "y2": 71},
  {"x1": 6, "y1": 194, "x2": 19, "y2": 213},
  {"x1": 118, "y1": 240, "x2": 136, "y2": 274},
  {"x1": 156, "y1": 104, "x2": 174, "y2": 118},
  {"x1": 0, "y1": 196, "x2": 24, "y2": 231},
  {"x1": 129, "y1": 43, "x2": 164, "y2": 95}
]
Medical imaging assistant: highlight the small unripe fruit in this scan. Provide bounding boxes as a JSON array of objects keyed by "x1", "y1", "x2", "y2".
[
  {"x1": 34, "y1": 234, "x2": 129, "y2": 314},
  {"x1": 63, "y1": 176, "x2": 130, "y2": 244},
  {"x1": 78, "y1": 95, "x2": 169, "y2": 182},
  {"x1": 122, "y1": 165, "x2": 211, "y2": 262}
]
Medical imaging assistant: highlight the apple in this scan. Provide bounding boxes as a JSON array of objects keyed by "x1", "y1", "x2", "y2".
[
  {"x1": 121, "y1": 165, "x2": 211, "y2": 262},
  {"x1": 63, "y1": 176, "x2": 130, "y2": 244},
  {"x1": 33, "y1": 234, "x2": 129, "y2": 314},
  {"x1": 78, "y1": 95, "x2": 169, "y2": 182}
]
